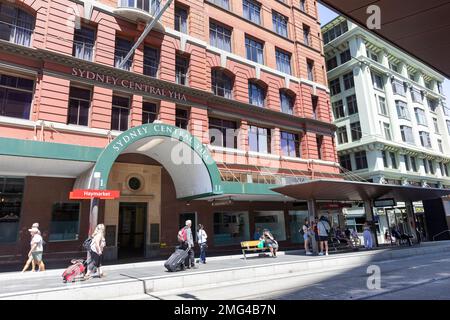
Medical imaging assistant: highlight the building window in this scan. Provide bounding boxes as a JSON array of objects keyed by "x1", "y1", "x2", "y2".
[
  {"x1": 340, "y1": 49, "x2": 351, "y2": 64},
  {"x1": 73, "y1": 26, "x2": 95, "y2": 61},
  {"x1": 114, "y1": 37, "x2": 133, "y2": 71},
  {"x1": 280, "y1": 91, "x2": 294, "y2": 115},
  {"x1": 213, "y1": 212, "x2": 249, "y2": 246},
  {"x1": 67, "y1": 87, "x2": 90, "y2": 126},
  {"x1": 209, "y1": 117, "x2": 238, "y2": 149},
  {"x1": 307, "y1": 59, "x2": 315, "y2": 81},
  {"x1": 439, "y1": 162, "x2": 446, "y2": 176},
  {"x1": 378, "y1": 96, "x2": 387, "y2": 115},
  {"x1": 390, "y1": 152, "x2": 397, "y2": 169},
  {"x1": 0, "y1": 2, "x2": 34, "y2": 47},
  {"x1": 0, "y1": 73, "x2": 34, "y2": 120},
  {"x1": 351, "y1": 122, "x2": 362, "y2": 141},
  {"x1": 280, "y1": 131, "x2": 300, "y2": 157},
  {"x1": 143, "y1": 46, "x2": 159, "y2": 78},
  {"x1": 428, "y1": 160, "x2": 435, "y2": 174},
  {"x1": 175, "y1": 54, "x2": 189, "y2": 85},
  {"x1": 323, "y1": 20, "x2": 348, "y2": 44},
  {"x1": 119, "y1": 0, "x2": 160, "y2": 14},
  {"x1": 300, "y1": 0, "x2": 306, "y2": 11},
  {"x1": 175, "y1": 108, "x2": 189, "y2": 129},
  {"x1": 347, "y1": 95, "x2": 358, "y2": 115},
  {"x1": 382, "y1": 151, "x2": 388, "y2": 168},
  {"x1": 329, "y1": 78, "x2": 341, "y2": 96},
  {"x1": 303, "y1": 24, "x2": 311, "y2": 46},
  {"x1": 414, "y1": 108, "x2": 427, "y2": 126},
  {"x1": 0, "y1": 177, "x2": 24, "y2": 243},
  {"x1": 339, "y1": 154, "x2": 352, "y2": 171},
  {"x1": 433, "y1": 118, "x2": 439, "y2": 134},
  {"x1": 336, "y1": 126, "x2": 348, "y2": 144},
  {"x1": 332, "y1": 100, "x2": 344, "y2": 119},
  {"x1": 111, "y1": 95, "x2": 129, "y2": 131},
  {"x1": 354, "y1": 151, "x2": 368, "y2": 170},
  {"x1": 411, "y1": 89, "x2": 423, "y2": 104},
  {"x1": 446, "y1": 120, "x2": 450, "y2": 135},
  {"x1": 209, "y1": 21, "x2": 232, "y2": 52},
  {"x1": 367, "y1": 50, "x2": 378, "y2": 62},
  {"x1": 249, "y1": 125, "x2": 271, "y2": 154},
  {"x1": 316, "y1": 135, "x2": 323, "y2": 160},
  {"x1": 245, "y1": 36, "x2": 263, "y2": 64},
  {"x1": 210, "y1": 0, "x2": 230, "y2": 10},
  {"x1": 326, "y1": 56, "x2": 337, "y2": 71},
  {"x1": 372, "y1": 72, "x2": 384, "y2": 90},
  {"x1": 400, "y1": 125, "x2": 414, "y2": 144},
  {"x1": 49, "y1": 203, "x2": 80, "y2": 241},
  {"x1": 343, "y1": 71, "x2": 354, "y2": 90},
  {"x1": 444, "y1": 164, "x2": 449, "y2": 177},
  {"x1": 438, "y1": 139, "x2": 443, "y2": 153},
  {"x1": 311, "y1": 95, "x2": 318, "y2": 119},
  {"x1": 275, "y1": 49, "x2": 291, "y2": 75},
  {"x1": 403, "y1": 155, "x2": 411, "y2": 171},
  {"x1": 248, "y1": 81, "x2": 265, "y2": 107},
  {"x1": 427, "y1": 98, "x2": 438, "y2": 112},
  {"x1": 391, "y1": 79, "x2": 406, "y2": 96},
  {"x1": 142, "y1": 102, "x2": 157, "y2": 124},
  {"x1": 423, "y1": 159, "x2": 429, "y2": 174},
  {"x1": 383, "y1": 123, "x2": 392, "y2": 140},
  {"x1": 174, "y1": 6, "x2": 188, "y2": 33},
  {"x1": 243, "y1": 0, "x2": 261, "y2": 24},
  {"x1": 390, "y1": 62, "x2": 399, "y2": 73},
  {"x1": 396, "y1": 101, "x2": 410, "y2": 120},
  {"x1": 411, "y1": 156, "x2": 417, "y2": 172},
  {"x1": 272, "y1": 11, "x2": 288, "y2": 37},
  {"x1": 211, "y1": 69, "x2": 233, "y2": 98},
  {"x1": 419, "y1": 131, "x2": 431, "y2": 148},
  {"x1": 437, "y1": 82, "x2": 443, "y2": 94}
]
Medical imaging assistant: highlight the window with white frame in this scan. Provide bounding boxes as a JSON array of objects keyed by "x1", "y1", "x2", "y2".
[
  {"x1": 378, "y1": 96, "x2": 387, "y2": 116},
  {"x1": 326, "y1": 56, "x2": 337, "y2": 71},
  {"x1": 332, "y1": 100, "x2": 344, "y2": 119},
  {"x1": 354, "y1": 151, "x2": 368, "y2": 170},
  {"x1": 210, "y1": 0, "x2": 230, "y2": 10},
  {"x1": 67, "y1": 86, "x2": 91, "y2": 126},
  {"x1": 211, "y1": 69, "x2": 233, "y2": 99},
  {"x1": 245, "y1": 36, "x2": 264, "y2": 64},
  {"x1": 0, "y1": 73, "x2": 34, "y2": 120},
  {"x1": 210, "y1": 21, "x2": 232, "y2": 52},
  {"x1": 411, "y1": 89, "x2": 423, "y2": 104},
  {"x1": 351, "y1": 122, "x2": 362, "y2": 141},
  {"x1": 383, "y1": 123, "x2": 392, "y2": 140},
  {"x1": 336, "y1": 126, "x2": 348, "y2": 144},
  {"x1": 248, "y1": 81, "x2": 265, "y2": 107},
  {"x1": 280, "y1": 131, "x2": 300, "y2": 157},
  {"x1": 243, "y1": 0, "x2": 261, "y2": 25},
  {"x1": 329, "y1": 78, "x2": 341, "y2": 96},
  {"x1": 323, "y1": 20, "x2": 348, "y2": 44},
  {"x1": 275, "y1": 49, "x2": 291, "y2": 75},
  {"x1": 433, "y1": 118, "x2": 439, "y2": 134},
  {"x1": 347, "y1": 95, "x2": 358, "y2": 115},
  {"x1": 272, "y1": 11, "x2": 288, "y2": 37},
  {"x1": 396, "y1": 101, "x2": 410, "y2": 120},
  {"x1": 414, "y1": 108, "x2": 427, "y2": 126},
  {"x1": 438, "y1": 139, "x2": 443, "y2": 153},
  {"x1": 280, "y1": 91, "x2": 294, "y2": 115},
  {"x1": 174, "y1": 6, "x2": 188, "y2": 33},
  {"x1": 372, "y1": 72, "x2": 384, "y2": 90},
  {"x1": 249, "y1": 125, "x2": 271, "y2": 153},
  {"x1": 111, "y1": 95, "x2": 130, "y2": 131},
  {"x1": 400, "y1": 125, "x2": 414, "y2": 144},
  {"x1": 343, "y1": 71, "x2": 354, "y2": 90},
  {"x1": 73, "y1": 26, "x2": 95, "y2": 61},
  {"x1": 390, "y1": 152, "x2": 397, "y2": 169},
  {"x1": 114, "y1": 37, "x2": 133, "y2": 71},
  {"x1": 339, "y1": 154, "x2": 352, "y2": 171},
  {"x1": 143, "y1": 46, "x2": 159, "y2": 78},
  {"x1": 419, "y1": 131, "x2": 431, "y2": 148},
  {"x1": 427, "y1": 98, "x2": 438, "y2": 112},
  {"x1": 0, "y1": 2, "x2": 34, "y2": 47},
  {"x1": 391, "y1": 79, "x2": 406, "y2": 96}
]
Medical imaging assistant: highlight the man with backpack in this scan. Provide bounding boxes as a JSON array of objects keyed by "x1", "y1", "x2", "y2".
[
  {"x1": 178, "y1": 220, "x2": 195, "y2": 269},
  {"x1": 317, "y1": 216, "x2": 331, "y2": 256}
]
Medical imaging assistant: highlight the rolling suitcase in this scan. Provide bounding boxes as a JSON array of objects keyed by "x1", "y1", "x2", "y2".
[
  {"x1": 164, "y1": 247, "x2": 189, "y2": 272},
  {"x1": 62, "y1": 259, "x2": 87, "y2": 283}
]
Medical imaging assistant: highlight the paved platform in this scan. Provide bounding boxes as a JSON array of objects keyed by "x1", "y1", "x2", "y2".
[{"x1": 0, "y1": 241, "x2": 449, "y2": 300}]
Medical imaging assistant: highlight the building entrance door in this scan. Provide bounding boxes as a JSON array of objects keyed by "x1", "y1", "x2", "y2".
[{"x1": 118, "y1": 202, "x2": 147, "y2": 259}]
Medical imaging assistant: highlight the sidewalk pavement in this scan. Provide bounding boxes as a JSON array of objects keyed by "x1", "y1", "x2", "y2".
[{"x1": 1, "y1": 241, "x2": 449, "y2": 300}]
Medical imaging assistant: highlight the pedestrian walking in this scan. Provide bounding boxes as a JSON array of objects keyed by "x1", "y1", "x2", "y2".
[
  {"x1": 317, "y1": 216, "x2": 331, "y2": 256},
  {"x1": 84, "y1": 224, "x2": 106, "y2": 279},
  {"x1": 197, "y1": 224, "x2": 208, "y2": 264},
  {"x1": 300, "y1": 218, "x2": 312, "y2": 255},
  {"x1": 22, "y1": 223, "x2": 44, "y2": 272},
  {"x1": 363, "y1": 222, "x2": 374, "y2": 249}
]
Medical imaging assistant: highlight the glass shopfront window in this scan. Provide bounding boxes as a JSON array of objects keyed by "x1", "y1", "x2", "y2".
[
  {"x1": 49, "y1": 203, "x2": 80, "y2": 241},
  {"x1": 254, "y1": 211, "x2": 286, "y2": 241},
  {"x1": 213, "y1": 211, "x2": 249, "y2": 246},
  {"x1": 0, "y1": 177, "x2": 24, "y2": 243},
  {"x1": 289, "y1": 209, "x2": 308, "y2": 244}
]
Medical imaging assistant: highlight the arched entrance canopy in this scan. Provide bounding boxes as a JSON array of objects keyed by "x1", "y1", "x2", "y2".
[{"x1": 77, "y1": 123, "x2": 223, "y2": 199}]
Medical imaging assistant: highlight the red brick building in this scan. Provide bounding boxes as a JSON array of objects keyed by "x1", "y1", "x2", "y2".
[{"x1": 0, "y1": 0, "x2": 339, "y2": 263}]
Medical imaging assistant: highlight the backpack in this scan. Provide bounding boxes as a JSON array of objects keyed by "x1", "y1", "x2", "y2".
[
  {"x1": 82, "y1": 237, "x2": 92, "y2": 251},
  {"x1": 177, "y1": 227, "x2": 187, "y2": 242}
]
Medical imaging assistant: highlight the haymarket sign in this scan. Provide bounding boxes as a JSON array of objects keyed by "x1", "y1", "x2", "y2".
[{"x1": 71, "y1": 68, "x2": 187, "y2": 102}]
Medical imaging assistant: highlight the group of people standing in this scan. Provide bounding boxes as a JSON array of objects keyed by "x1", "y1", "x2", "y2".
[{"x1": 301, "y1": 216, "x2": 332, "y2": 256}]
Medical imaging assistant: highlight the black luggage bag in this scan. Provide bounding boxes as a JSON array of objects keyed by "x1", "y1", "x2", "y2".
[{"x1": 164, "y1": 247, "x2": 189, "y2": 272}]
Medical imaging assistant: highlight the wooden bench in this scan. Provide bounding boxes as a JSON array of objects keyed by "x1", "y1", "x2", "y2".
[{"x1": 240, "y1": 240, "x2": 269, "y2": 260}]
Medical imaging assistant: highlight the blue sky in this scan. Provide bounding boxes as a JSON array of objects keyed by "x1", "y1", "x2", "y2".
[{"x1": 317, "y1": 3, "x2": 450, "y2": 103}]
